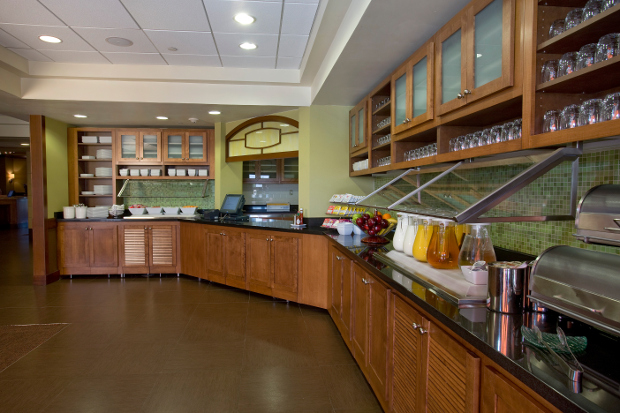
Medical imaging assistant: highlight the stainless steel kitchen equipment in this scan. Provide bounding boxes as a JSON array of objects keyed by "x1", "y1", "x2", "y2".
[
  {"x1": 529, "y1": 245, "x2": 620, "y2": 336},
  {"x1": 574, "y1": 184, "x2": 620, "y2": 246},
  {"x1": 487, "y1": 262, "x2": 529, "y2": 313}
]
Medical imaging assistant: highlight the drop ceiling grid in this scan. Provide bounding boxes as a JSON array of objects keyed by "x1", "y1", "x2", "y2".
[{"x1": 0, "y1": 0, "x2": 318, "y2": 69}]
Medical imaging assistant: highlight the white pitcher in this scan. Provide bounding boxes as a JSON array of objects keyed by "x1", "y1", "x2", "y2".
[
  {"x1": 403, "y1": 214, "x2": 419, "y2": 256},
  {"x1": 393, "y1": 213, "x2": 409, "y2": 251}
]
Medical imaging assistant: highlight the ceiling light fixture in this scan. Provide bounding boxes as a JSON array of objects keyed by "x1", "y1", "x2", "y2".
[
  {"x1": 39, "y1": 35, "x2": 62, "y2": 43},
  {"x1": 21, "y1": 143, "x2": 29, "y2": 146},
  {"x1": 209, "y1": 111, "x2": 221, "y2": 115},
  {"x1": 234, "y1": 13, "x2": 256, "y2": 25},
  {"x1": 156, "y1": 116, "x2": 168, "y2": 120},
  {"x1": 239, "y1": 42, "x2": 257, "y2": 50},
  {"x1": 168, "y1": 47, "x2": 178, "y2": 52},
  {"x1": 74, "y1": 114, "x2": 87, "y2": 118},
  {"x1": 105, "y1": 37, "x2": 133, "y2": 47}
]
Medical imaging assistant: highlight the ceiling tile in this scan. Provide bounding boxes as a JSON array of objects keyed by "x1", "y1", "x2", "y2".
[
  {"x1": 144, "y1": 30, "x2": 216, "y2": 55},
  {"x1": 204, "y1": 0, "x2": 282, "y2": 34},
  {"x1": 39, "y1": 50, "x2": 111, "y2": 64},
  {"x1": 101, "y1": 52, "x2": 167, "y2": 65},
  {"x1": 284, "y1": 0, "x2": 319, "y2": 3},
  {"x1": 0, "y1": 24, "x2": 95, "y2": 51},
  {"x1": 121, "y1": 0, "x2": 211, "y2": 31},
  {"x1": 72, "y1": 27, "x2": 158, "y2": 53},
  {"x1": 8, "y1": 48, "x2": 54, "y2": 62},
  {"x1": 213, "y1": 32, "x2": 277, "y2": 56},
  {"x1": 278, "y1": 34, "x2": 307, "y2": 57},
  {"x1": 39, "y1": 0, "x2": 139, "y2": 29},
  {"x1": 221, "y1": 55, "x2": 275, "y2": 68},
  {"x1": 162, "y1": 53, "x2": 221, "y2": 66},
  {"x1": 0, "y1": 0, "x2": 66, "y2": 26},
  {"x1": 276, "y1": 56, "x2": 301, "y2": 69},
  {"x1": 281, "y1": 2, "x2": 317, "y2": 35},
  {"x1": 0, "y1": 29, "x2": 29, "y2": 48}
]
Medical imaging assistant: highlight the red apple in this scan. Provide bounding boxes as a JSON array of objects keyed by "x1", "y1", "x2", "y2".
[
  {"x1": 367, "y1": 229, "x2": 376, "y2": 236},
  {"x1": 362, "y1": 213, "x2": 370, "y2": 221},
  {"x1": 381, "y1": 219, "x2": 389, "y2": 228},
  {"x1": 363, "y1": 224, "x2": 370, "y2": 231},
  {"x1": 375, "y1": 210, "x2": 382, "y2": 217},
  {"x1": 373, "y1": 225, "x2": 382, "y2": 233},
  {"x1": 356, "y1": 218, "x2": 364, "y2": 226}
]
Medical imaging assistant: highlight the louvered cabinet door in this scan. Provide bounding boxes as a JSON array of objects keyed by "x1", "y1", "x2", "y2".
[
  {"x1": 149, "y1": 224, "x2": 178, "y2": 273},
  {"x1": 426, "y1": 323, "x2": 480, "y2": 413},
  {"x1": 390, "y1": 297, "x2": 428, "y2": 413},
  {"x1": 121, "y1": 225, "x2": 149, "y2": 273}
]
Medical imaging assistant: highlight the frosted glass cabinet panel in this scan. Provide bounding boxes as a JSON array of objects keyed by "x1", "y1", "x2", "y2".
[
  {"x1": 412, "y1": 57, "x2": 428, "y2": 118},
  {"x1": 166, "y1": 135, "x2": 183, "y2": 161},
  {"x1": 441, "y1": 29, "x2": 463, "y2": 106},
  {"x1": 394, "y1": 74, "x2": 407, "y2": 126},
  {"x1": 163, "y1": 131, "x2": 208, "y2": 163},
  {"x1": 142, "y1": 134, "x2": 159, "y2": 161},
  {"x1": 121, "y1": 134, "x2": 137, "y2": 160},
  {"x1": 474, "y1": 0, "x2": 503, "y2": 89},
  {"x1": 188, "y1": 134, "x2": 205, "y2": 160},
  {"x1": 115, "y1": 130, "x2": 162, "y2": 164},
  {"x1": 350, "y1": 113, "x2": 357, "y2": 150}
]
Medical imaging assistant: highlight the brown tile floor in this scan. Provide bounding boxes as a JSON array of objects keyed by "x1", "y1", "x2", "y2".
[{"x1": 0, "y1": 229, "x2": 382, "y2": 413}]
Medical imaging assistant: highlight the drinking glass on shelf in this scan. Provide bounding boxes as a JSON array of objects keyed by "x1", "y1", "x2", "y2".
[
  {"x1": 472, "y1": 131, "x2": 484, "y2": 147},
  {"x1": 449, "y1": 138, "x2": 456, "y2": 152},
  {"x1": 501, "y1": 122, "x2": 514, "y2": 141},
  {"x1": 596, "y1": 33, "x2": 620, "y2": 62},
  {"x1": 579, "y1": 99, "x2": 603, "y2": 126},
  {"x1": 582, "y1": 0, "x2": 602, "y2": 21},
  {"x1": 490, "y1": 125, "x2": 502, "y2": 144},
  {"x1": 480, "y1": 129, "x2": 491, "y2": 146},
  {"x1": 543, "y1": 110, "x2": 560, "y2": 133},
  {"x1": 602, "y1": 0, "x2": 620, "y2": 11},
  {"x1": 549, "y1": 19, "x2": 565, "y2": 38},
  {"x1": 560, "y1": 104, "x2": 580, "y2": 129},
  {"x1": 454, "y1": 137, "x2": 463, "y2": 151},
  {"x1": 461, "y1": 135, "x2": 470, "y2": 150},
  {"x1": 565, "y1": 8, "x2": 583, "y2": 30},
  {"x1": 430, "y1": 143, "x2": 437, "y2": 156},
  {"x1": 512, "y1": 119, "x2": 522, "y2": 140},
  {"x1": 603, "y1": 92, "x2": 620, "y2": 120},
  {"x1": 541, "y1": 60, "x2": 559, "y2": 83},
  {"x1": 559, "y1": 52, "x2": 578, "y2": 76},
  {"x1": 577, "y1": 43, "x2": 598, "y2": 70}
]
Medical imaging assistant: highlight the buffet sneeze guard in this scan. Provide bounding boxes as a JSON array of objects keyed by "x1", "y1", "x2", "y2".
[{"x1": 356, "y1": 147, "x2": 582, "y2": 223}]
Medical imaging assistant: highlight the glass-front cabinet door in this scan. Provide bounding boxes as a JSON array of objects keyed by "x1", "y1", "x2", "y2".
[
  {"x1": 436, "y1": 17, "x2": 468, "y2": 116},
  {"x1": 243, "y1": 161, "x2": 258, "y2": 182},
  {"x1": 116, "y1": 130, "x2": 139, "y2": 164},
  {"x1": 163, "y1": 132, "x2": 184, "y2": 162},
  {"x1": 186, "y1": 132, "x2": 207, "y2": 163},
  {"x1": 257, "y1": 159, "x2": 279, "y2": 182},
  {"x1": 280, "y1": 158, "x2": 299, "y2": 183},
  {"x1": 350, "y1": 111, "x2": 357, "y2": 152},
  {"x1": 349, "y1": 99, "x2": 367, "y2": 153},
  {"x1": 140, "y1": 130, "x2": 162, "y2": 162}
]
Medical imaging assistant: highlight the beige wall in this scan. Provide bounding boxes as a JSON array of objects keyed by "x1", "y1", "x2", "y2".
[
  {"x1": 44, "y1": 117, "x2": 69, "y2": 218},
  {"x1": 298, "y1": 106, "x2": 373, "y2": 217}
]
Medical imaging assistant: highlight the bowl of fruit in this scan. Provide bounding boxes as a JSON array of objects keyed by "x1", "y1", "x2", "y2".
[{"x1": 353, "y1": 210, "x2": 397, "y2": 244}]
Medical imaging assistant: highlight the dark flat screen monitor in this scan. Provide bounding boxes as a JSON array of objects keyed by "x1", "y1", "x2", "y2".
[{"x1": 220, "y1": 194, "x2": 245, "y2": 215}]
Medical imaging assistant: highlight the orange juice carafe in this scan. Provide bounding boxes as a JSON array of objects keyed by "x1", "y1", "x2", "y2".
[
  {"x1": 412, "y1": 217, "x2": 434, "y2": 262},
  {"x1": 427, "y1": 219, "x2": 460, "y2": 269},
  {"x1": 455, "y1": 224, "x2": 466, "y2": 248}
]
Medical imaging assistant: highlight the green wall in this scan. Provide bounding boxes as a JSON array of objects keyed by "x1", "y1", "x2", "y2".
[
  {"x1": 214, "y1": 121, "x2": 242, "y2": 208},
  {"x1": 45, "y1": 117, "x2": 69, "y2": 218}
]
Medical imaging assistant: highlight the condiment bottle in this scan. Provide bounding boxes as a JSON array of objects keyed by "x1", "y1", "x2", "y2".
[
  {"x1": 412, "y1": 217, "x2": 434, "y2": 262},
  {"x1": 402, "y1": 214, "x2": 418, "y2": 257},
  {"x1": 427, "y1": 219, "x2": 460, "y2": 269},
  {"x1": 458, "y1": 223, "x2": 496, "y2": 268}
]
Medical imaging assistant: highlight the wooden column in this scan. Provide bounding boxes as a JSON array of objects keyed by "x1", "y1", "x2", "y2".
[{"x1": 30, "y1": 115, "x2": 59, "y2": 285}]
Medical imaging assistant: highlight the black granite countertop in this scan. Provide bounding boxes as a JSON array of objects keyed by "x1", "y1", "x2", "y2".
[{"x1": 327, "y1": 234, "x2": 619, "y2": 413}]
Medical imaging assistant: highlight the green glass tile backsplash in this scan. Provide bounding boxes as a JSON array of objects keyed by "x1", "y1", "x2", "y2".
[{"x1": 123, "y1": 180, "x2": 215, "y2": 209}]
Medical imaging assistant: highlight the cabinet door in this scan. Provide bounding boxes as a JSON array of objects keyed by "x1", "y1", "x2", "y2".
[
  {"x1": 140, "y1": 131, "x2": 162, "y2": 163},
  {"x1": 271, "y1": 234, "x2": 299, "y2": 301},
  {"x1": 350, "y1": 99, "x2": 367, "y2": 153},
  {"x1": 163, "y1": 131, "x2": 185, "y2": 163},
  {"x1": 120, "y1": 225, "x2": 149, "y2": 273},
  {"x1": 116, "y1": 130, "x2": 141, "y2": 164},
  {"x1": 205, "y1": 227, "x2": 225, "y2": 284},
  {"x1": 180, "y1": 222, "x2": 205, "y2": 279},
  {"x1": 391, "y1": 64, "x2": 411, "y2": 135},
  {"x1": 390, "y1": 296, "x2": 428, "y2": 413},
  {"x1": 481, "y1": 367, "x2": 552, "y2": 413},
  {"x1": 436, "y1": 15, "x2": 468, "y2": 116},
  {"x1": 246, "y1": 231, "x2": 272, "y2": 296},
  {"x1": 367, "y1": 276, "x2": 390, "y2": 400},
  {"x1": 426, "y1": 323, "x2": 480, "y2": 413},
  {"x1": 242, "y1": 161, "x2": 259, "y2": 183},
  {"x1": 350, "y1": 109, "x2": 358, "y2": 153},
  {"x1": 148, "y1": 224, "x2": 178, "y2": 273},
  {"x1": 351, "y1": 263, "x2": 369, "y2": 367},
  {"x1": 329, "y1": 246, "x2": 344, "y2": 321},
  {"x1": 223, "y1": 228, "x2": 246, "y2": 290},
  {"x1": 185, "y1": 132, "x2": 208, "y2": 163},
  {"x1": 465, "y1": 0, "x2": 514, "y2": 105},
  {"x1": 58, "y1": 223, "x2": 91, "y2": 273},
  {"x1": 89, "y1": 223, "x2": 119, "y2": 272},
  {"x1": 279, "y1": 158, "x2": 299, "y2": 183},
  {"x1": 257, "y1": 159, "x2": 279, "y2": 183}
]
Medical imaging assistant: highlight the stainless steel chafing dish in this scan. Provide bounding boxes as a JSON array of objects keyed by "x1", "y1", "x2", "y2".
[
  {"x1": 529, "y1": 245, "x2": 620, "y2": 336},
  {"x1": 574, "y1": 184, "x2": 620, "y2": 246}
]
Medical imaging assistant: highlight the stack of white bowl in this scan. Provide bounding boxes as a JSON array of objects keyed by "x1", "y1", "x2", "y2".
[
  {"x1": 86, "y1": 206, "x2": 109, "y2": 218},
  {"x1": 93, "y1": 185, "x2": 113, "y2": 195},
  {"x1": 96, "y1": 149, "x2": 112, "y2": 159},
  {"x1": 95, "y1": 167, "x2": 113, "y2": 177}
]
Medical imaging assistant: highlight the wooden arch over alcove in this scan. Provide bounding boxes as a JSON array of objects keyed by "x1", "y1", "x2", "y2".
[{"x1": 225, "y1": 116, "x2": 299, "y2": 162}]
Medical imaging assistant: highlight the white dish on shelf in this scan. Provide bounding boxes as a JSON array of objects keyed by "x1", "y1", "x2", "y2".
[
  {"x1": 119, "y1": 169, "x2": 128, "y2": 176},
  {"x1": 140, "y1": 169, "x2": 149, "y2": 176},
  {"x1": 168, "y1": 169, "x2": 176, "y2": 176},
  {"x1": 150, "y1": 169, "x2": 161, "y2": 176},
  {"x1": 198, "y1": 169, "x2": 208, "y2": 176},
  {"x1": 99, "y1": 136, "x2": 112, "y2": 144},
  {"x1": 163, "y1": 207, "x2": 179, "y2": 215},
  {"x1": 82, "y1": 136, "x2": 98, "y2": 143},
  {"x1": 130, "y1": 169, "x2": 140, "y2": 177},
  {"x1": 81, "y1": 155, "x2": 95, "y2": 160},
  {"x1": 129, "y1": 207, "x2": 145, "y2": 215},
  {"x1": 187, "y1": 169, "x2": 196, "y2": 176},
  {"x1": 80, "y1": 173, "x2": 94, "y2": 177},
  {"x1": 180, "y1": 207, "x2": 196, "y2": 215},
  {"x1": 81, "y1": 191, "x2": 95, "y2": 195},
  {"x1": 177, "y1": 169, "x2": 186, "y2": 176},
  {"x1": 146, "y1": 207, "x2": 162, "y2": 215}
]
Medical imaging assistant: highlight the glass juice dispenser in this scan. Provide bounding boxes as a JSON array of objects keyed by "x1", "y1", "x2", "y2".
[{"x1": 427, "y1": 219, "x2": 460, "y2": 269}]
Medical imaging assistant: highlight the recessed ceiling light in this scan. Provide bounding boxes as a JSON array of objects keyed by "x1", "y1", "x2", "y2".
[
  {"x1": 209, "y1": 111, "x2": 221, "y2": 115},
  {"x1": 168, "y1": 47, "x2": 178, "y2": 52},
  {"x1": 39, "y1": 35, "x2": 62, "y2": 43},
  {"x1": 105, "y1": 37, "x2": 133, "y2": 47},
  {"x1": 239, "y1": 42, "x2": 257, "y2": 50},
  {"x1": 156, "y1": 116, "x2": 168, "y2": 120},
  {"x1": 74, "y1": 114, "x2": 87, "y2": 118},
  {"x1": 234, "y1": 13, "x2": 256, "y2": 25},
  {"x1": 21, "y1": 143, "x2": 29, "y2": 146}
]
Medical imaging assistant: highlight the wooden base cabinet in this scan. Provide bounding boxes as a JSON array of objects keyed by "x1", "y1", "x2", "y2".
[
  {"x1": 180, "y1": 221, "x2": 205, "y2": 279},
  {"x1": 120, "y1": 223, "x2": 179, "y2": 274},
  {"x1": 481, "y1": 367, "x2": 553, "y2": 413},
  {"x1": 204, "y1": 226, "x2": 246, "y2": 288},
  {"x1": 58, "y1": 222, "x2": 119, "y2": 275},
  {"x1": 328, "y1": 245, "x2": 353, "y2": 345}
]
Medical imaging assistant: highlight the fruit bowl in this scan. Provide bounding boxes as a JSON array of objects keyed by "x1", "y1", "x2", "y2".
[{"x1": 353, "y1": 211, "x2": 397, "y2": 244}]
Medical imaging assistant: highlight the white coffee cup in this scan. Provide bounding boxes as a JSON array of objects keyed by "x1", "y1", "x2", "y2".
[
  {"x1": 75, "y1": 206, "x2": 87, "y2": 219},
  {"x1": 63, "y1": 206, "x2": 75, "y2": 219}
]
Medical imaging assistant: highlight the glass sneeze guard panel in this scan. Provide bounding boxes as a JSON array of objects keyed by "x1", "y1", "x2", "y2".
[
  {"x1": 356, "y1": 148, "x2": 582, "y2": 223},
  {"x1": 442, "y1": 29, "x2": 462, "y2": 104},
  {"x1": 474, "y1": 0, "x2": 503, "y2": 89},
  {"x1": 395, "y1": 73, "x2": 407, "y2": 125},
  {"x1": 121, "y1": 134, "x2": 137, "y2": 159},
  {"x1": 142, "y1": 134, "x2": 158, "y2": 159},
  {"x1": 413, "y1": 57, "x2": 428, "y2": 118}
]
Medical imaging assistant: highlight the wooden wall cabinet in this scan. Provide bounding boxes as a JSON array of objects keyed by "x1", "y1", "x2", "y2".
[
  {"x1": 163, "y1": 130, "x2": 209, "y2": 164},
  {"x1": 119, "y1": 222, "x2": 179, "y2": 274},
  {"x1": 204, "y1": 226, "x2": 246, "y2": 289},
  {"x1": 349, "y1": 99, "x2": 368, "y2": 153},
  {"x1": 242, "y1": 158, "x2": 299, "y2": 184},
  {"x1": 115, "y1": 129, "x2": 162, "y2": 164},
  {"x1": 58, "y1": 222, "x2": 119, "y2": 275}
]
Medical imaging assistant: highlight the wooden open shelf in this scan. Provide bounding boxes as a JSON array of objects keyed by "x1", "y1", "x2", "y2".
[
  {"x1": 77, "y1": 143, "x2": 112, "y2": 146},
  {"x1": 536, "y1": 55, "x2": 620, "y2": 93},
  {"x1": 391, "y1": 156, "x2": 437, "y2": 171},
  {"x1": 530, "y1": 118, "x2": 620, "y2": 147},
  {"x1": 372, "y1": 102, "x2": 391, "y2": 116},
  {"x1": 115, "y1": 176, "x2": 210, "y2": 180},
  {"x1": 372, "y1": 124, "x2": 391, "y2": 135},
  {"x1": 79, "y1": 177, "x2": 113, "y2": 180},
  {"x1": 78, "y1": 159, "x2": 112, "y2": 162},
  {"x1": 437, "y1": 139, "x2": 524, "y2": 162},
  {"x1": 79, "y1": 195, "x2": 113, "y2": 198},
  {"x1": 372, "y1": 141, "x2": 391, "y2": 150},
  {"x1": 537, "y1": 4, "x2": 620, "y2": 54}
]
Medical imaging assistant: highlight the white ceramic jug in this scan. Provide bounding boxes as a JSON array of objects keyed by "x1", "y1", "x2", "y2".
[
  {"x1": 392, "y1": 213, "x2": 409, "y2": 251},
  {"x1": 402, "y1": 214, "x2": 419, "y2": 256}
]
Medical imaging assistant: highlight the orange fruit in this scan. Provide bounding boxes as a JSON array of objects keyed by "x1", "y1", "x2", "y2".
[{"x1": 382, "y1": 213, "x2": 391, "y2": 220}]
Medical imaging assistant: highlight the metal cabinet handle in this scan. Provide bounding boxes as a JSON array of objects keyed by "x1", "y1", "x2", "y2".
[
  {"x1": 85, "y1": 228, "x2": 89, "y2": 231},
  {"x1": 457, "y1": 93, "x2": 464, "y2": 99},
  {"x1": 148, "y1": 227, "x2": 152, "y2": 230},
  {"x1": 144, "y1": 227, "x2": 147, "y2": 230},
  {"x1": 418, "y1": 327, "x2": 427, "y2": 334},
  {"x1": 405, "y1": 118, "x2": 411, "y2": 122},
  {"x1": 362, "y1": 278, "x2": 370, "y2": 284},
  {"x1": 222, "y1": 233, "x2": 227, "y2": 236},
  {"x1": 336, "y1": 256, "x2": 344, "y2": 261},
  {"x1": 463, "y1": 89, "x2": 471, "y2": 95},
  {"x1": 412, "y1": 322, "x2": 419, "y2": 329},
  {"x1": 266, "y1": 238, "x2": 270, "y2": 241},
  {"x1": 402, "y1": 120, "x2": 407, "y2": 124}
]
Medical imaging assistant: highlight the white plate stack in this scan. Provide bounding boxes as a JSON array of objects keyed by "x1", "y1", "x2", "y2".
[
  {"x1": 82, "y1": 136, "x2": 98, "y2": 143},
  {"x1": 99, "y1": 136, "x2": 112, "y2": 144},
  {"x1": 93, "y1": 185, "x2": 113, "y2": 195},
  {"x1": 96, "y1": 149, "x2": 112, "y2": 159},
  {"x1": 86, "y1": 206, "x2": 109, "y2": 218},
  {"x1": 95, "y1": 167, "x2": 113, "y2": 177}
]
